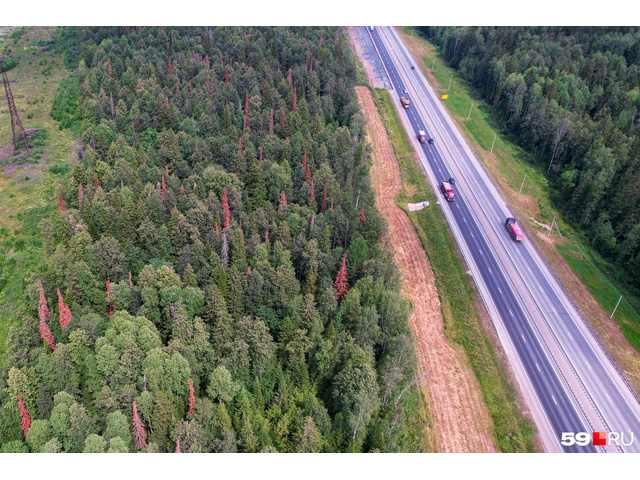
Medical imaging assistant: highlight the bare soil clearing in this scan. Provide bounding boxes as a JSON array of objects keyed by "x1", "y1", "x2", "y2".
[{"x1": 357, "y1": 86, "x2": 497, "y2": 452}]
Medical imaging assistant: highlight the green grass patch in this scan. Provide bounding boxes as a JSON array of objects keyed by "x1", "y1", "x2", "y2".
[
  {"x1": 0, "y1": 27, "x2": 73, "y2": 364},
  {"x1": 372, "y1": 86, "x2": 538, "y2": 452}
]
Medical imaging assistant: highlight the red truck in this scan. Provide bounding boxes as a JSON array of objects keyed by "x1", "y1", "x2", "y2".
[
  {"x1": 440, "y1": 180, "x2": 455, "y2": 202},
  {"x1": 505, "y1": 217, "x2": 524, "y2": 242},
  {"x1": 401, "y1": 97, "x2": 410, "y2": 109},
  {"x1": 418, "y1": 130, "x2": 426, "y2": 143}
]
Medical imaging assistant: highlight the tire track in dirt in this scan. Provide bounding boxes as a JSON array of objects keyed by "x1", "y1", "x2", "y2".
[{"x1": 356, "y1": 86, "x2": 497, "y2": 452}]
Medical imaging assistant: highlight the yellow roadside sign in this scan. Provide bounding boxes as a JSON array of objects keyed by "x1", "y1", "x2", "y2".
[{"x1": 442, "y1": 94, "x2": 448, "y2": 99}]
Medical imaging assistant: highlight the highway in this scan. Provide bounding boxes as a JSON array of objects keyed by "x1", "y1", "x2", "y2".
[{"x1": 367, "y1": 26, "x2": 640, "y2": 453}]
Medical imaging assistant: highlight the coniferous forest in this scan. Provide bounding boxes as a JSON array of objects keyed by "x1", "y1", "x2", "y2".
[
  {"x1": 0, "y1": 26, "x2": 421, "y2": 453},
  {"x1": 419, "y1": 27, "x2": 640, "y2": 290}
]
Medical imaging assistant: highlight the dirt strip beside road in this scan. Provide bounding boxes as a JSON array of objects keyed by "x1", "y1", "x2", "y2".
[{"x1": 357, "y1": 85, "x2": 497, "y2": 452}]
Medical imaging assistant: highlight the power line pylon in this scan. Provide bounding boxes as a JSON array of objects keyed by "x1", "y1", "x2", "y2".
[{"x1": 1, "y1": 59, "x2": 31, "y2": 153}]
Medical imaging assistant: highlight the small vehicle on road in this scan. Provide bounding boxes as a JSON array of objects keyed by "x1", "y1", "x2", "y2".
[
  {"x1": 449, "y1": 177, "x2": 455, "y2": 185},
  {"x1": 411, "y1": 65, "x2": 415, "y2": 69},
  {"x1": 428, "y1": 138, "x2": 434, "y2": 144},
  {"x1": 403, "y1": 88, "x2": 408, "y2": 94}
]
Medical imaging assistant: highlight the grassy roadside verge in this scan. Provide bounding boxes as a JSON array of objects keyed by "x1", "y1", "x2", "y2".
[
  {"x1": 0, "y1": 27, "x2": 73, "y2": 364},
  {"x1": 371, "y1": 86, "x2": 538, "y2": 452},
  {"x1": 399, "y1": 27, "x2": 640, "y2": 389}
]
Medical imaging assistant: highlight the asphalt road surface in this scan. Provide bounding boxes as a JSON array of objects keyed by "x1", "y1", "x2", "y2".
[{"x1": 367, "y1": 25, "x2": 640, "y2": 453}]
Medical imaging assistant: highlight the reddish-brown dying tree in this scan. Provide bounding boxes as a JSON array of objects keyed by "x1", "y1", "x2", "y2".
[
  {"x1": 131, "y1": 402, "x2": 147, "y2": 450},
  {"x1": 358, "y1": 206, "x2": 365, "y2": 224},
  {"x1": 165, "y1": 165, "x2": 170, "y2": 176},
  {"x1": 215, "y1": 222, "x2": 219, "y2": 234},
  {"x1": 39, "y1": 316, "x2": 55, "y2": 351},
  {"x1": 168, "y1": 57, "x2": 172, "y2": 72},
  {"x1": 175, "y1": 439, "x2": 181, "y2": 453},
  {"x1": 78, "y1": 183, "x2": 84, "y2": 213},
  {"x1": 219, "y1": 51, "x2": 224, "y2": 66},
  {"x1": 205, "y1": 54, "x2": 210, "y2": 68},
  {"x1": 262, "y1": 77, "x2": 268, "y2": 95},
  {"x1": 188, "y1": 379, "x2": 196, "y2": 415},
  {"x1": 130, "y1": 121, "x2": 135, "y2": 133},
  {"x1": 238, "y1": 137, "x2": 243, "y2": 154},
  {"x1": 161, "y1": 176, "x2": 167, "y2": 198},
  {"x1": 281, "y1": 110, "x2": 285, "y2": 131},
  {"x1": 224, "y1": 66, "x2": 230, "y2": 83},
  {"x1": 18, "y1": 395, "x2": 31, "y2": 438},
  {"x1": 259, "y1": 147, "x2": 263, "y2": 164},
  {"x1": 38, "y1": 281, "x2": 49, "y2": 323},
  {"x1": 309, "y1": 180, "x2": 315, "y2": 203},
  {"x1": 179, "y1": 184, "x2": 184, "y2": 197},
  {"x1": 58, "y1": 193, "x2": 66, "y2": 212},
  {"x1": 222, "y1": 187, "x2": 230, "y2": 229},
  {"x1": 278, "y1": 190, "x2": 287, "y2": 213},
  {"x1": 94, "y1": 173, "x2": 102, "y2": 188},
  {"x1": 330, "y1": 198, "x2": 334, "y2": 210},
  {"x1": 189, "y1": 82, "x2": 192, "y2": 94},
  {"x1": 129, "y1": 271, "x2": 133, "y2": 288},
  {"x1": 287, "y1": 68, "x2": 292, "y2": 84},
  {"x1": 334, "y1": 254, "x2": 348, "y2": 303},
  {"x1": 247, "y1": 266, "x2": 251, "y2": 277},
  {"x1": 310, "y1": 214, "x2": 315, "y2": 231},
  {"x1": 57, "y1": 289, "x2": 71, "y2": 330}
]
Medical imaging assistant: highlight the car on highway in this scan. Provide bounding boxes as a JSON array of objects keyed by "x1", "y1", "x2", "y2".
[
  {"x1": 411, "y1": 65, "x2": 415, "y2": 69},
  {"x1": 428, "y1": 138, "x2": 434, "y2": 144},
  {"x1": 449, "y1": 176, "x2": 455, "y2": 185},
  {"x1": 403, "y1": 88, "x2": 408, "y2": 93}
]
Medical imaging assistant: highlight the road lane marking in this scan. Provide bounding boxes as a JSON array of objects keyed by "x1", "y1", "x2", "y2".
[
  {"x1": 536, "y1": 363, "x2": 540, "y2": 372},
  {"x1": 509, "y1": 309, "x2": 513, "y2": 317},
  {"x1": 498, "y1": 287, "x2": 502, "y2": 294},
  {"x1": 585, "y1": 361, "x2": 591, "y2": 370},
  {"x1": 488, "y1": 267, "x2": 492, "y2": 273},
  {"x1": 605, "y1": 393, "x2": 612, "y2": 402},
  {"x1": 521, "y1": 334, "x2": 526, "y2": 343},
  {"x1": 552, "y1": 395, "x2": 557, "y2": 406}
]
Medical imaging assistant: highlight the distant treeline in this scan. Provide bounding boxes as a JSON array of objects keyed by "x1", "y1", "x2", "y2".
[{"x1": 419, "y1": 26, "x2": 640, "y2": 288}]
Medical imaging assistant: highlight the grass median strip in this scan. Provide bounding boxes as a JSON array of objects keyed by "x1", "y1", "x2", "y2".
[{"x1": 372, "y1": 86, "x2": 538, "y2": 452}]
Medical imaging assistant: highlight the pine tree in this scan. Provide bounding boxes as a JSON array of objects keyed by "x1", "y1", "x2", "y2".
[
  {"x1": 188, "y1": 379, "x2": 196, "y2": 415},
  {"x1": 57, "y1": 288, "x2": 72, "y2": 330},
  {"x1": 18, "y1": 395, "x2": 31, "y2": 438},
  {"x1": 293, "y1": 87, "x2": 297, "y2": 112},
  {"x1": 38, "y1": 281, "x2": 50, "y2": 323},
  {"x1": 358, "y1": 206, "x2": 365, "y2": 224},
  {"x1": 321, "y1": 181, "x2": 328, "y2": 212},
  {"x1": 334, "y1": 254, "x2": 348, "y2": 303},
  {"x1": 245, "y1": 93, "x2": 250, "y2": 129},
  {"x1": 222, "y1": 187, "x2": 230, "y2": 229},
  {"x1": 269, "y1": 109, "x2": 274, "y2": 135},
  {"x1": 310, "y1": 214, "x2": 315, "y2": 232},
  {"x1": 222, "y1": 233, "x2": 229, "y2": 267},
  {"x1": 131, "y1": 402, "x2": 147, "y2": 450}
]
